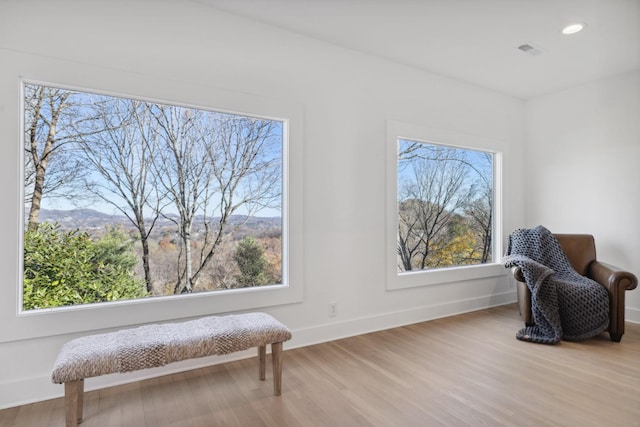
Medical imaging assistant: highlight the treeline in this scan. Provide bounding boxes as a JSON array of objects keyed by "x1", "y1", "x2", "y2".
[{"x1": 23, "y1": 222, "x2": 282, "y2": 310}]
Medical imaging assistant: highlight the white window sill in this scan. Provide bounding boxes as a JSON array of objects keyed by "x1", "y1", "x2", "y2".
[{"x1": 387, "y1": 262, "x2": 507, "y2": 290}]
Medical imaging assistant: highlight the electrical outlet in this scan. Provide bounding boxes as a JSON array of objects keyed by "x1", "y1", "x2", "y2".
[{"x1": 328, "y1": 302, "x2": 337, "y2": 317}]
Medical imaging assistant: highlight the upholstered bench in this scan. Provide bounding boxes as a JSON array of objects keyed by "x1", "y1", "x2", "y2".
[{"x1": 52, "y1": 312, "x2": 292, "y2": 427}]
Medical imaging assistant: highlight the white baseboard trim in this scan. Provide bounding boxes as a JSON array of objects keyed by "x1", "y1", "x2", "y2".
[
  {"x1": 290, "y1": 291, "x2": 517, "y2": 348},
  {"x1": 0, "y1": 291, "x2": 516, "y2": 410}
]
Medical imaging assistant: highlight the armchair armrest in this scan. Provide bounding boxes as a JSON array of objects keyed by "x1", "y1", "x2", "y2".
[
  {"x1": 588, "y1": 260, "x2": 638, "y2": 342},
  {"x1": 511, "y1": 266, "x2": 525, "y2": 282},
  {"x1": 510, "y1": 266, "x2": 532, "y2": 325},
  {"x1": 589, "y1": 261, "x2": 638, "y2": 293}
]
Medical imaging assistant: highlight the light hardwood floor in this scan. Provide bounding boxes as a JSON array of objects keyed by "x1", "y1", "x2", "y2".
[{"x1": 2, "y1": 304, "x2": 639, "y2": 427}]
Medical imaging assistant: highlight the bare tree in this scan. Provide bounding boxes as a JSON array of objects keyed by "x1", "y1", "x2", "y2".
[
  {"x1": 464, "y1": 152, "x2": 493, "y2": 263},
  {"x1": 207, "y1": 240, "x2": 241, "y2": 290},
  {"x1": 77, "y1": 98, "x2": 163, "y2": 292},
  {"x1": 193, "y1": 116, "x2": 281, "y2": 288},
  {"x1": 150, "y1": 106, "x2": 282, "y2": 294},
  {"x1": 399, "y1": 142, "x2": 493, "y2": 265},
  {"x1": 397, "y1": 145, "x2": 473, "y2": 271},
  {"x1": 24, "y1": 84, "x2": 87, "y2": 230},
  {"x1": 148, "y1": 105, "x2": 212, "y2": 294},
  {"x1": 397, "y1": 198, "x2": 423, "y2": 271}
]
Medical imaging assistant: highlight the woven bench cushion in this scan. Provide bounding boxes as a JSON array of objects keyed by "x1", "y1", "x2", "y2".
[{"x1": 52, "y1": 312, "x2": 291, "y2": 383}]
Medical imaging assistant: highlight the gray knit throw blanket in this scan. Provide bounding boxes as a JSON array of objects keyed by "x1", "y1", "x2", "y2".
[{"x1": 503, "y1": 226, "x2": 609, "y2": 344}]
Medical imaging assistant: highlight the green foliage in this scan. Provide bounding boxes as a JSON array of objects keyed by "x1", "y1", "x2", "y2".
[
  {"x1": 234, "y1": 237, "x2": 269, "y2": 287},
  {"x1": 23, "y1": 223, "x2": 148, "y2": 310}
]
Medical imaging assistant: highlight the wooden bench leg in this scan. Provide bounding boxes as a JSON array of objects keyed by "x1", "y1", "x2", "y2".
[
  {"x1": 272, "y1": 342, "x2": 283, "y2": 396},
  {"x1": 258, "y1": 345, "x2": 266, "y2": 381},
  {"x1": 64, "y1": 379, "x2": 84, "y2": 427}
]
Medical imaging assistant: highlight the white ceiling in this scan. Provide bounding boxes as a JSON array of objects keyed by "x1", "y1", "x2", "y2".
[{"x1": 193, "y1": 0, "x2": 640, "y2": 100}]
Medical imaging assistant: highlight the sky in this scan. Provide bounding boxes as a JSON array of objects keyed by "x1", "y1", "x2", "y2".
[{"x1": 27, "y1": 83, "x2": 285, "y2": 220}]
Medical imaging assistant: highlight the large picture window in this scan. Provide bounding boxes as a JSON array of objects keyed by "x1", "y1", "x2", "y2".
[
  {"x1": 23, "y1": 82, "x2": 285, "y2": 310},
  {"x1": 386, "y1": 121, "x2": 504, "y2": 290}
]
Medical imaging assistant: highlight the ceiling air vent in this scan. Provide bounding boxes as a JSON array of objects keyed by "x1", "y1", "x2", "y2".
[{"x1": 518, "y1": 43, "x2": 543, "y2": 56}]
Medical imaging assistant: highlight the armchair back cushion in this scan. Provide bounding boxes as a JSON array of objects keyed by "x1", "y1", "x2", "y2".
[{"x1": 554, "y1": 234, "x2": 596, "y2": 276}]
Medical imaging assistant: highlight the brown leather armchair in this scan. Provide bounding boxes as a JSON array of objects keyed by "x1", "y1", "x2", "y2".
[{"x1": 511, "y1": 234, "x2": 637, "y2": 342}]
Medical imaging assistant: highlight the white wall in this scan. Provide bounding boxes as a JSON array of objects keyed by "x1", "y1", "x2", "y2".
[
  {"x1": 0, "y1": 1, "x2": 525, "y2": 408},
  {"x1": 525, "y1": 70, "x2": 640, "y2": 321}
]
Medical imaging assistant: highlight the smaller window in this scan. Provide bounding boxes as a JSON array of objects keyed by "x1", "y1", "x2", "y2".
[
  {"x1": 386, "y1": 121, "x2": 504, "y2": 290},
  {"x1": 397, "y1": 140, "x2": 493, "y2": 272}
]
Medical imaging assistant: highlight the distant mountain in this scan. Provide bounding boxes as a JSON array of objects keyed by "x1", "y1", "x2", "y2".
[
  {"x1": 40, "y1": 208, "x2": 122, "y2": 222},
  {"x1": 37, "y1": 208, "x2": 125, "y2": 229},
  {"x1": 38, "y1": 208, "x2": 281, "y2": 232}
]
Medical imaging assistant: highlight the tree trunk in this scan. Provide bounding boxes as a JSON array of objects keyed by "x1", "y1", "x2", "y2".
[
  {"x1": 178, "y1": 220, "x2": 193, "y2": 293},
  {"x1": 27, "y1": 164, "x2": 46, "y2": 232},
  {"x1": 138, "y1": 222, "x2": 153, "y2": 293},
  {"x1": 26, "y1": 89, "x2": 68, "y2": 230}
]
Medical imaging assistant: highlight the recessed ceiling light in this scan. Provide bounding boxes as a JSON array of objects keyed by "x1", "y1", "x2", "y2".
[{"x1": 562, "y1": 23, "x2": 586, "y2": 35}]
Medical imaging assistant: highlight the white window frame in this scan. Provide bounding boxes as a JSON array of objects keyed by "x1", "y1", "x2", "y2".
[
  {"x1": 0, "y1": 56, "x2": 303, "y2": 343},
  {"x1": 386, "y1": 120, "x2": 505, "y2": 291}
]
